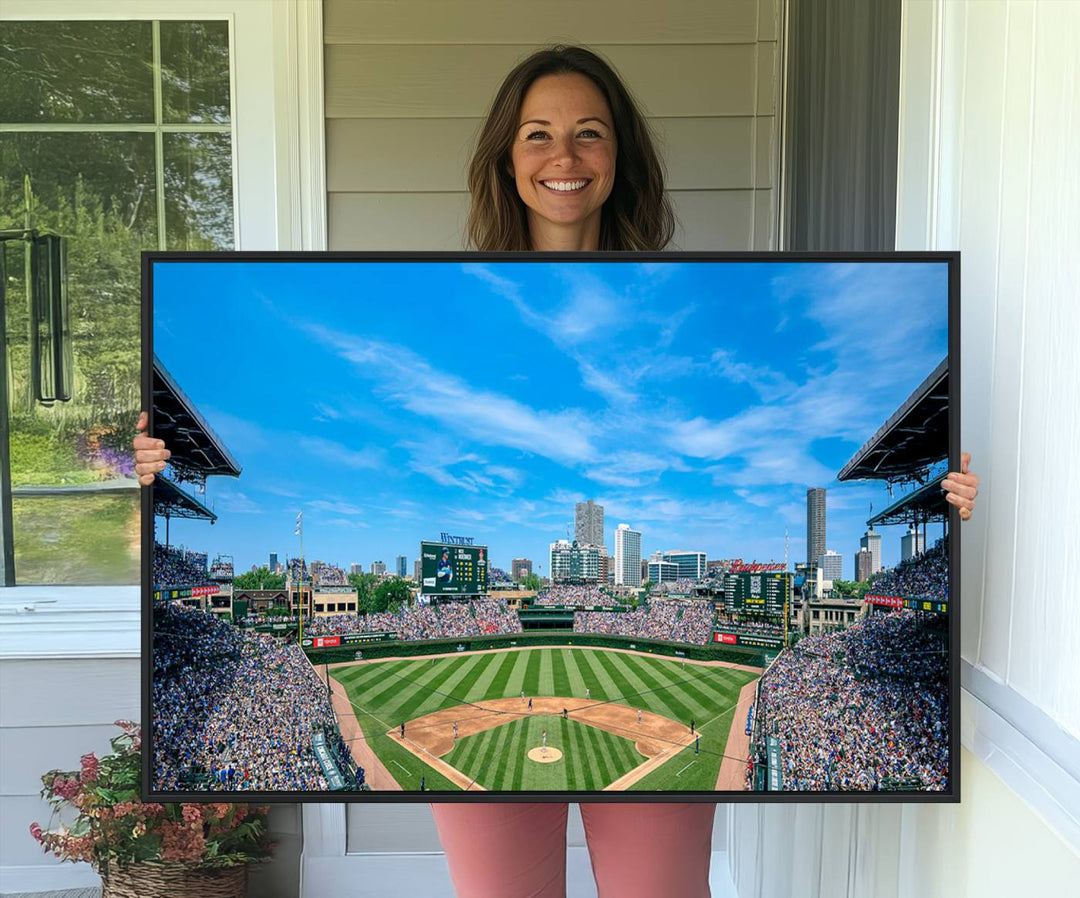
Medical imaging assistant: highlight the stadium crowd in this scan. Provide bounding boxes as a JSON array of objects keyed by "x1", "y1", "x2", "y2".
[
  {"x1": 534, "y1": 585, "x2": 612, "y2": 606},
  {"x1": 153, "y1": 543, "x2": 216, "y2": 589},
  {"x1": 650, "y1": 578, "x2": 698, "y2": 594},
  {"x1": 868, "y1": 539, "x2": 948, "y2": 601},
  {"x1": 298, "y1": 599, "x2": 523, "y2": 640},
  {"x1": 572, "y1": 600, "x2": 717, "y2": 645},
  {"x1": 754, "y1": 609, "x2": 948, "y2": 791},
  {"x1": 152, "y1": 604, "x2": 340, "y2": 791}
]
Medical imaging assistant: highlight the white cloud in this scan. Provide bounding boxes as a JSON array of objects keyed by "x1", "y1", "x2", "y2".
[
  {"x1": 298, "y1": 436, "x2": 385, "y2": 470},
  {"x1": 302, "y1": 324, "x2": 597, "y2": 466}
]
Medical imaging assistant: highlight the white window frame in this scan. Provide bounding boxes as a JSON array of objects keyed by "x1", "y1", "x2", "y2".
[{"x1": 0, "y1": 0, "x2": 326, "y2": 659}]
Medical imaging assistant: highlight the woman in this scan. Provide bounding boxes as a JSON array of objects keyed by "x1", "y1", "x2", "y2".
[{"x1": 135, "y1": 45, "x2": 979, "y2": 898}]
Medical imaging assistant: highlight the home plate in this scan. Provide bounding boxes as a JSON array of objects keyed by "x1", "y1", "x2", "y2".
[{"x1": 528, "y1": 747, "x2": 562, "y2": 763}]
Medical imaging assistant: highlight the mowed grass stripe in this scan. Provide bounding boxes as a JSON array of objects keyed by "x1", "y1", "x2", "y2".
[
  {"x1": 473, "y1": 711, "x2": 512, "y2": 787},
  {"x1": 575, "y1": 648, "x2": 624, "y2": 704},
  {"x1": 569, "y1": 713, "x2": 592, "y2": 788},
  {"x1": 563, "y1": 649, "x2": 589, "y2": 698},
  {"x1": 608, "y1": 652, "x2": 692, "y2": 722},
  {"x1": 590, "y1": 650, "x2": 651, "y2": 707},
  {"x1": 521, "y1": 649, "x2": 543, "y2": 697},
  {"x1": 562, "y1": 717, "x2": 581, "y2": 791},
  {"x1": 538, "y1": 648, "x2": 556, "y2": 697},
  {"x1": 468, "y1": 649, "x2": 518, "y2": 704},
  {"x1": 617, "y1": 654, "x2": 711, "y2": 721},
  {"x1": 551, "y1": 649, "x2": 572, "y2": 697},
  {"x1": 486, "y1": 714, "x2": 520, "y2": 790},
  {"x1": 357, "y1": 655, "x2": 467, "y2": 710},
  {"x1": 507, "y1": 718, "x2": 529, "y2": 789},
  {"x1": 586, "y1": 724, "x2": 616, "y2": 786},
  {"x1": 502, "y1": 649, "x2": 533, "y2": 700}
]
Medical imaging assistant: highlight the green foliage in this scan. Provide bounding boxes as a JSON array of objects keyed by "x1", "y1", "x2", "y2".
[
  {"x1": 373, "y1": 577, "x2": 414, "y2": 614},
  {"x1": 232, "y1": 567, "x2": 285, "y2": 590},
  {"x1": 831, "y1": 579, "x2": 872, "y2": 600},
  {"x1": 519, "y1": 572, "x2": 542, "y2": 591},
  {"x1": 348, "y1": 571, "x2": 380, "y2": 614}
]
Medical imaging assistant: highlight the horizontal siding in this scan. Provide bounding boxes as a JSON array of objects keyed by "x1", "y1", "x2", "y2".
[
  {"x1": 325, "y1": 44, "x2": 764, "y2": 118},
  {"x1": 0, "y1": 659, "x2": 140, "y2": 728},
  {"x1": 325, "y1": 0, "x2": 760, "y2": 45},
  {"x1": 0, "y1": 723, "x2": 122, "y2": 795},
  {"x1": 326, "y1": 116, "x2": 773, "y2": 193},
  {"x1": 329, "y1": 192, "x2": 469, "y2": 249},
  {"x1": 329, "y1": 188, "x2": 762, "y2": 251}
]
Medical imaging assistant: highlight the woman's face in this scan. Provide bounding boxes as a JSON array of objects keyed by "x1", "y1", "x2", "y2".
[{"x1": 509, "y1": 73, "x2": 616, "y2": 248}]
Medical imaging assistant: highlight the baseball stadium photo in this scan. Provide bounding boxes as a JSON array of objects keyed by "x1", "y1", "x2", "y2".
[{"x1": 146, "y1": 254, "x2": 956, "y2": 800}]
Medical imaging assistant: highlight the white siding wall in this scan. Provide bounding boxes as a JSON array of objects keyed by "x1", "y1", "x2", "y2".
[
  {"x1": 324, "y1": 0, "x2": 782, "y2": 250},
  {"x1": 729, "y1": 1, "x2": 1080, "y2": 895}
]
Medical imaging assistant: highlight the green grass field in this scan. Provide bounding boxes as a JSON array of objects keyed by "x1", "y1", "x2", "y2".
[{"x1": 333, "y1": 646, "x2": 757, "y2": 793}]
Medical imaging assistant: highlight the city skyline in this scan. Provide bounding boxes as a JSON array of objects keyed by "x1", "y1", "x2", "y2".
[{"x1": 153, "y1": 259, "x2": 949, "y2": 581}]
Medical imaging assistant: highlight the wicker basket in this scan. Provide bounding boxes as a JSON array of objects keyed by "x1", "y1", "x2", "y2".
[{"x1": 100, "y1": 862, "x2": 247, "y2": 898}]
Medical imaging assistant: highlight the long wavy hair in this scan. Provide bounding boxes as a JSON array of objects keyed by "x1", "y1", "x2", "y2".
[{"x1": 466, "y1": 46, "x2": 675, "y2": 251}]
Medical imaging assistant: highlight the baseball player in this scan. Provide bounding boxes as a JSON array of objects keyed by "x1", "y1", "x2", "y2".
[
  {"x1": 528, "y1": 697, "x2": 533, "y2": 712},
  {"x1": 542, "y1": 729, "x2": 547, "y2": 753},
  {"x1": 637, "y1": 709, "x2": 642, "y2": 724},
  {"x1": 452, "y1": 721, "x2": 458, "y2": 740},
  {"x1": 585, "y1": 686, "x2": 590, "y2": 700},
  {"x1": 400, "y1": 722, "x2": 405, "y2": 739},
  {"x1": 690, "y1": 717, "x2": 695, "y2": 735}
]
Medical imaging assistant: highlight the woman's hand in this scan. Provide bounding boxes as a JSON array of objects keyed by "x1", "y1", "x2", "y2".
[
  {"x1": 133, "y1": 411, "x2": 171, "y2": 486},
  {"x1": 941, "y1": 451, "x2": 979, "y2": 521}
]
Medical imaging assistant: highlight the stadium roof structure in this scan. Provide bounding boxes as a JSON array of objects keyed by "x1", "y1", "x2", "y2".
[
  {"x1": 837, "y1": 357, "x2": 948, "y2": 485},
  {"x1": 152, "y1": 355, "x2": 241, "y2": 487},
  {"x1": 152, "y1": 475, "x2": 216, "y2": 522},
  {"x1": 868, "y1": 472, "x2": 948, "y2": 526}
]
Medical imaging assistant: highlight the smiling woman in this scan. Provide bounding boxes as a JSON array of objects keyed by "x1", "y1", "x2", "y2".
[{"x1": 466, "y1": 45, "x2": 674, "y2": 252}]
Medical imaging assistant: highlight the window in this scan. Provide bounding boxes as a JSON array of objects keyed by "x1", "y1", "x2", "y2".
[{"x1": 1, "y1": 19, "x2": 234, "y2": 585}]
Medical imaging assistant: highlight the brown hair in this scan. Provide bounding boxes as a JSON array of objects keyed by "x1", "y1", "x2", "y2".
[{"x1": 466, "y1": 45, "x2": 675, "y2": 251}]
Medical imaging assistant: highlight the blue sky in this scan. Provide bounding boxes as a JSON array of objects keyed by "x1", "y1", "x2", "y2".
[{"x1": 154, "y1": 259, "x2": 949, "y2": 580}]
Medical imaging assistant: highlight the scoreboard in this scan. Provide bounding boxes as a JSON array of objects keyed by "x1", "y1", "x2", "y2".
[
  {"x1": 420, "y1": 541, "x2": 489, "y2": 596},
  {"x1": 722, "y1": 571, "x2": 789, "y2": 616}
]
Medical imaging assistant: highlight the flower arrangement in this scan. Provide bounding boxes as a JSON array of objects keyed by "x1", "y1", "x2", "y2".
[{"x1": 30, "y1": 720, "x2": 274, "y2": 875}]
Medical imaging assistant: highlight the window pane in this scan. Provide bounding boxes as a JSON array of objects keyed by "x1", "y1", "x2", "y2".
[
  {"x1": 0, "y1": 21, "x2": 154, "y2": 124},
  {"x1": 160, "y1": 21, "x2": 232, "y2": 124},
  {"x1": 164, "y1": 133, "x2": 235, "y2": 250},
  {"x1": 12, "y1": 493, "x2": 140, "y2": 585},
  {"x1": 2, "y1": 132, "x2": 151, "y2": 585}
]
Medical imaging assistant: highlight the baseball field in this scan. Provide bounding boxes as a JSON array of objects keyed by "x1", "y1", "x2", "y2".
[{"x1": 327, "y1": 645, "x2": 760, "y2": 792}]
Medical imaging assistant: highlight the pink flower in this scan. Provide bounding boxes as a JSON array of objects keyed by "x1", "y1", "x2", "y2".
[
  {"x1": 80, "y1": 753, "x2": 99, "y2": 782},
  {"x1": 30, "y1": 822, "x2": 44, "y2": 843},
  {"x1": 52, "y1": 777, "x2": 80, "y2": 801}
]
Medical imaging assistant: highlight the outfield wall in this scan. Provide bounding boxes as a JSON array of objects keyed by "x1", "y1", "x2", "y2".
[{"x1": 303, "y1": 630, "x2": 767, "y2": 667}]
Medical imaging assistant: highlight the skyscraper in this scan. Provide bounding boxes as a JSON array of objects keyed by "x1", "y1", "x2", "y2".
[
  {"x1": 662, "y1": 551, "x2": 707, "y2": 581},
  {"x1": 854, "y1": 548, "x2": 874, "y2": 582},
  {"x1": 512, "y1": 558, "x2": 533, "y2": 581},
  {"x1": 396, "y1": 555, "x2": 407, "y2": 578},
  {"x1": 901, "y1": 526, "x2": 924, "y2": 562},
  {"x1": 860, "y1": 527, "x2": 882, "y2": 574},
  {"x1": 575, "y1": 499, "x2": 604, "y2": 547},
  {"x1": 269, "y1": 552, "x2": 278, "y2": 573},
  {"x1": 806, "y1": 488, "x2": 826, "y2": 566},
  {"x1": 614, "y1": 523, "x2": 642, "y2": 586},
  {"x1": 818, "y1": 549, "x2": 843, "y2": 581},
  {"x1": 413, "y1": 559, "x2": 422, "y2": 582},
  {"x1": 371, "y1": 560, "x2": 386, "y2": 576}
]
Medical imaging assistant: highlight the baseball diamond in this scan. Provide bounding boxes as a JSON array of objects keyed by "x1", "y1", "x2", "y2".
[{"x1": 328, "y1": 645, "x2": 760, "y2": 792}]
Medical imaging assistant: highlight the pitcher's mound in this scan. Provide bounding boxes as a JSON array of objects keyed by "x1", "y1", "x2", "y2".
[{"x1": 528, "y1": 747, "x2": 562, "y2": 763}]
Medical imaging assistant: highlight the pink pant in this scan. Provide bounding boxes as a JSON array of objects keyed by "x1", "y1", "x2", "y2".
[{"x1": 431, "y1": 802, "x2": 716, "y2": 898}]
